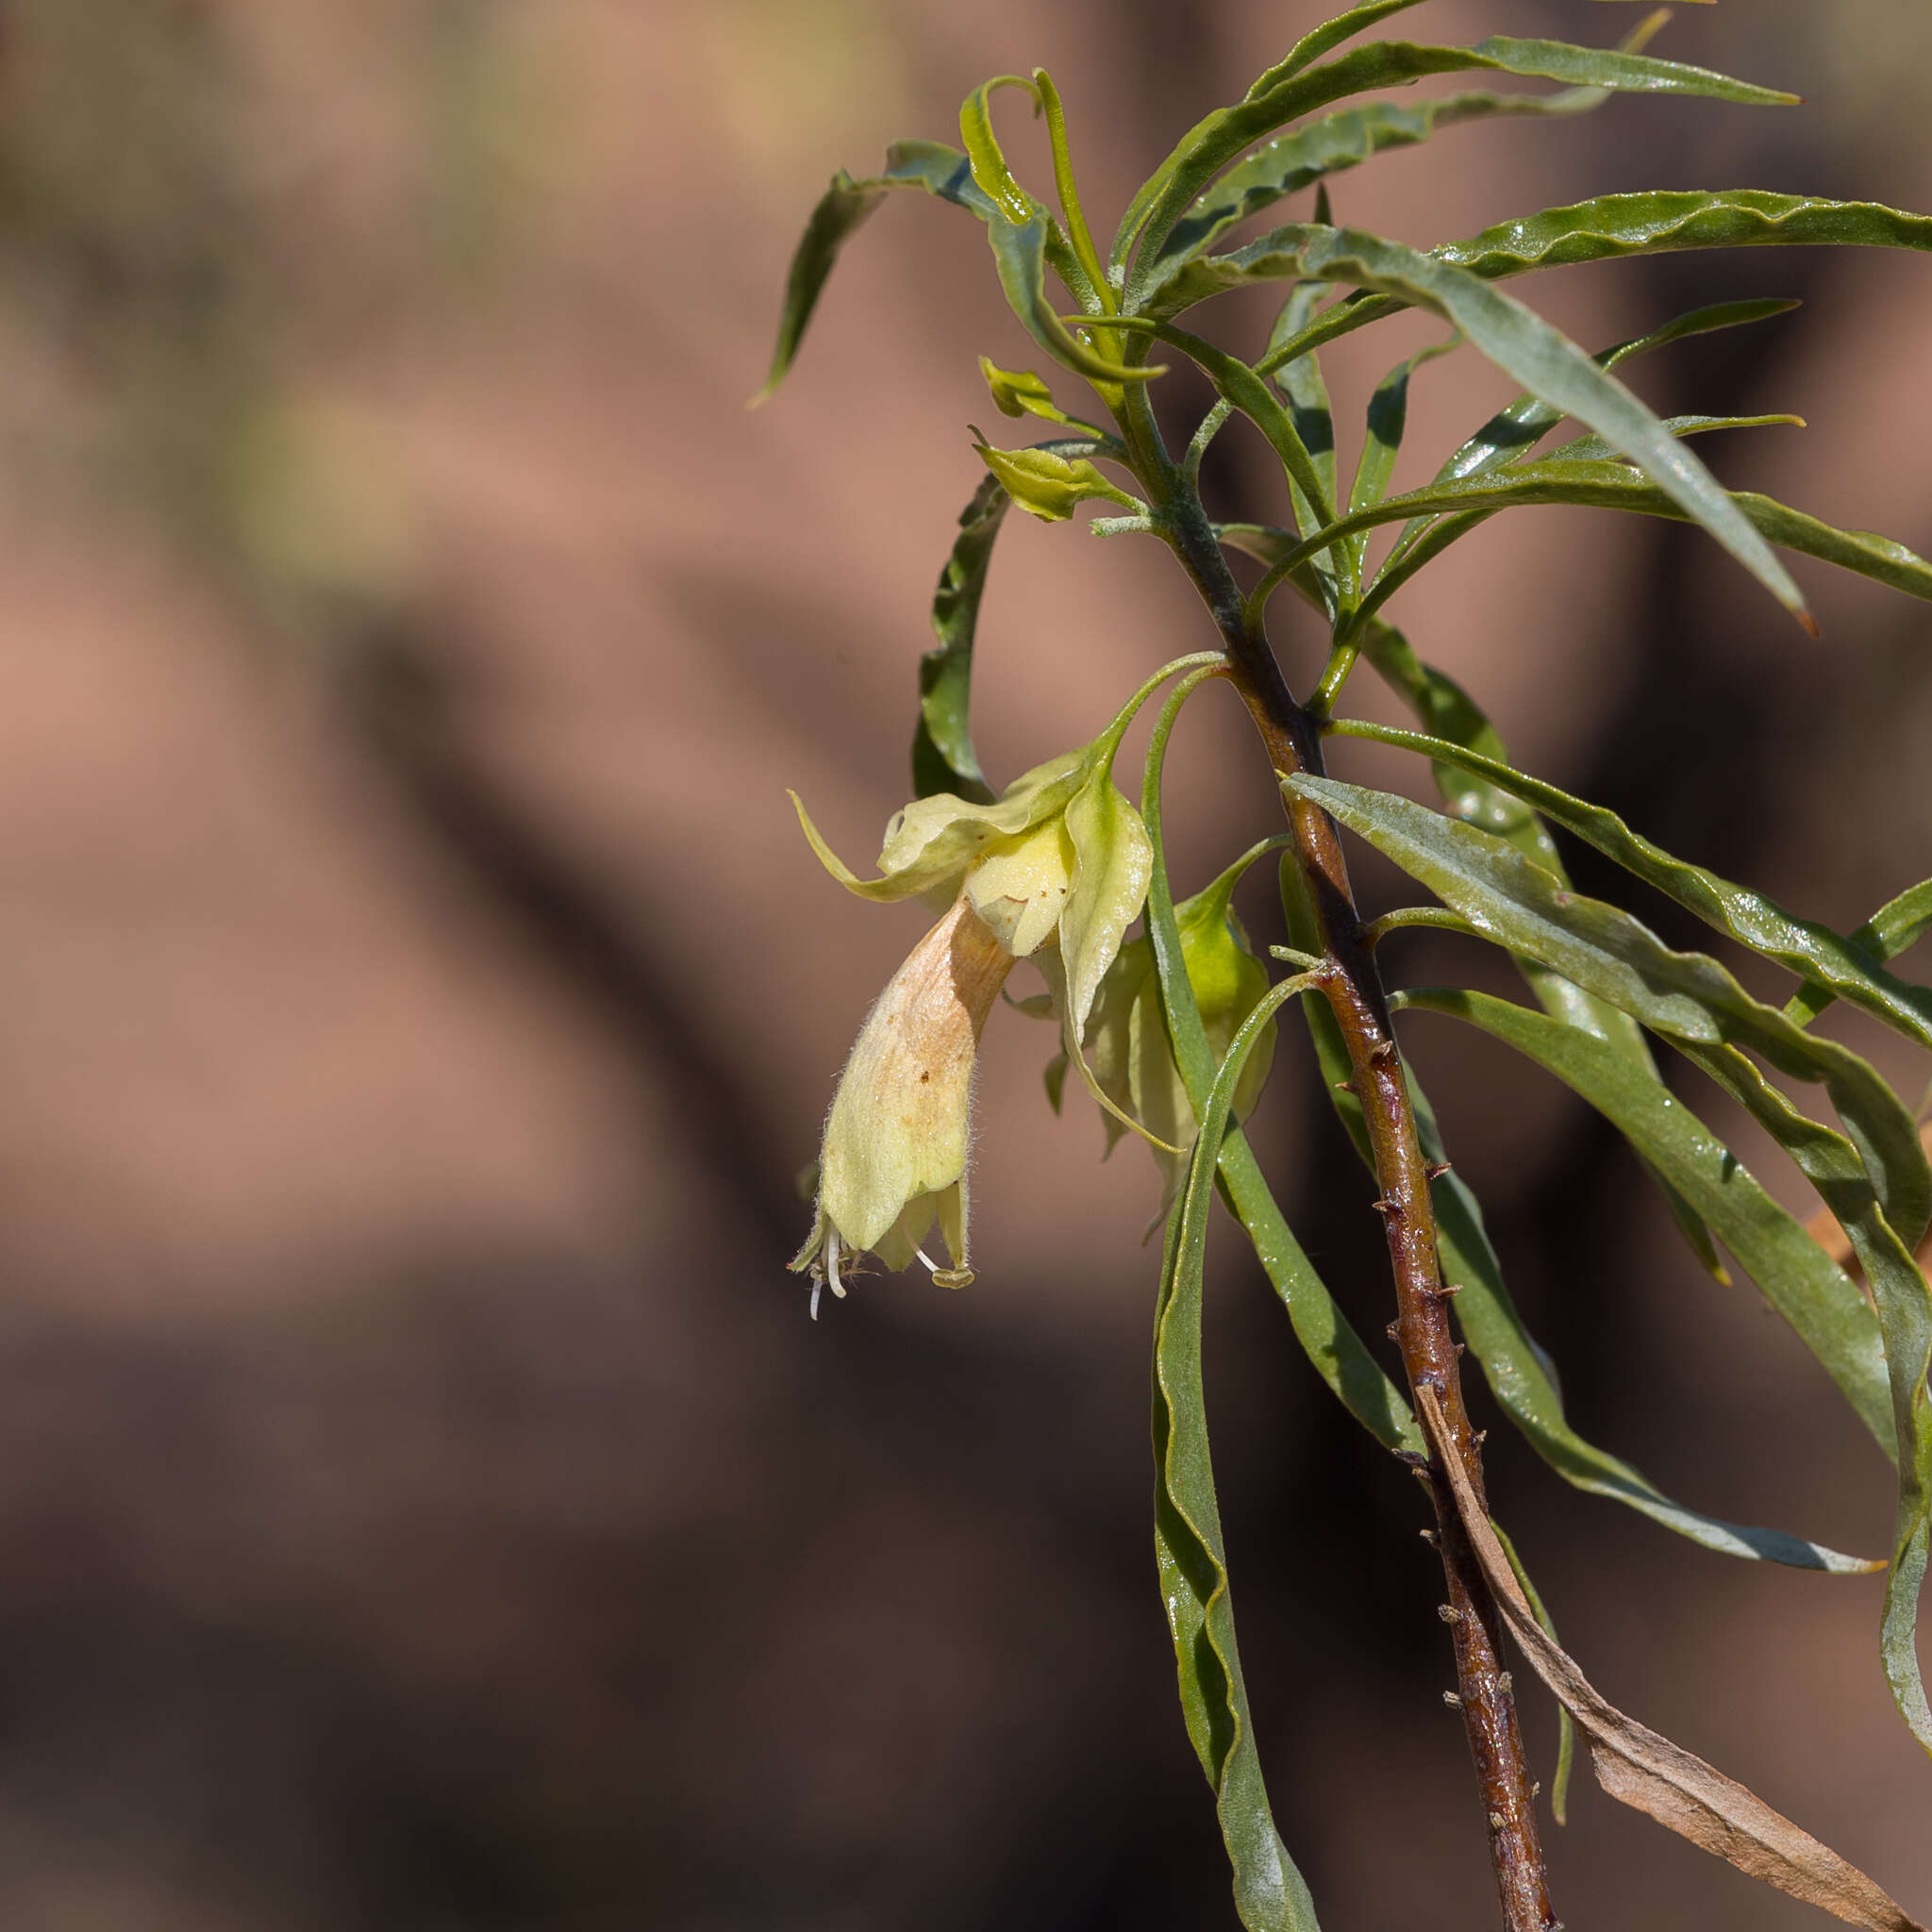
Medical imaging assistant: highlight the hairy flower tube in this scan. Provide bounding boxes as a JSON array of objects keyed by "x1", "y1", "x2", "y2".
[{"x1": 789, "y1": 737, "x2": 1155, "y2": 1315}]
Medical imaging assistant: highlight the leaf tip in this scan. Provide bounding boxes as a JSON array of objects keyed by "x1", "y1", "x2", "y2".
[{"x1": 1796, "y1": 606, "x2": 1823, "y2": 640}]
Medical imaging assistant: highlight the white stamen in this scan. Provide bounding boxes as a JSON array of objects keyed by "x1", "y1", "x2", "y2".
[
  {"x1": 914, "y1": 1246, "x2": 940, "y2": 1277},
  {"x1": 809, "y1": 1279, "x2": 822, "y2": 1321},
  {"x1": 826, "y1": 1231, "x2": 847, "y2": 1299}
]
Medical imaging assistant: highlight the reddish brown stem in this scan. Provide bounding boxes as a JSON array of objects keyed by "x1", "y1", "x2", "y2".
[{"x1": 1166, "y1": 504, "x2": 1557, "y2": 1932}]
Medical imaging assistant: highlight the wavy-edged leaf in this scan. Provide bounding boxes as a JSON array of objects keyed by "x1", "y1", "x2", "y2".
[
  {"x1": 913, "y1": 475, "x2": 1007, "y2": 803},
  {"x1": 1258, "y1": 193, "x2": 1932, "y2": 376},
  {"x1": 754, "y1": 142, "x2": 995, "y2": 404},
  {"x1": 1145, "y1": 674, "x2": 1420, "y2": 1455},
  {"x1": 1155, "y1": 964, "x2": 1325, "y2": 1931},
  {"x1": 1419, "y1": 1386, "x2": 1930, "y2": 1932},
  {"x1": 1158, "y1": 11, "x2": 1674, "y2": 278},
  {"x1": 1292, "y1": 774, "x2": 1932, "y2": 1245},
  {"x1": 1396, "y1": 987, "x2": 1895, "y2": 1454},
  {"x1": 1249, "y1": 0, "x2": 1439, "y2": 95},
  {"x1": 1417, "y1": 296, "x2": 1797, "y2": 499},
  {"x1": 1282, "y1": 862, "x2": 1859, "y2": 1564},
  {"x1": 1356, "y1": 622, "x2": 1727, "y2": 1280},
  {"x1": 1790, "y1": 878, "x2": 1932, "y2": 1027},
  {"x1": 1122, "y1": 40, "x2": 1793, "y2": 300},
  {"x1": 1679, "y1": 1042, "x2": 1932, "y2": 1753},
  {"x1": 990, "y1": 206, "x2": 1158, "y2": 388},
  {"x1": 1148, "y1": 226, "x2": 1812, "y2": 622},
  {"x1": 1331, "y1": 717, "x2": 1932, "y2": 1057}
]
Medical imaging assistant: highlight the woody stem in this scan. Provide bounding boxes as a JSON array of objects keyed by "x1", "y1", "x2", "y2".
[{"x1": 1123, "y1": 393, "x2": 1556, "y2": 1932}]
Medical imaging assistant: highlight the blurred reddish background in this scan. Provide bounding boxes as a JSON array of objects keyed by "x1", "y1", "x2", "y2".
[{"x1": 0, "y1": 0, "x2": 1927, "y2": 1924}]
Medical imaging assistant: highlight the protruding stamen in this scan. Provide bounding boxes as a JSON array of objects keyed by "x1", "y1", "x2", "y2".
[
  {"x1": 809, "y1": 1280, "x2": 823, "y2": 1321},
  {"x1": 915, "y1": 1246, "x2": 940, "y2": 1276}
]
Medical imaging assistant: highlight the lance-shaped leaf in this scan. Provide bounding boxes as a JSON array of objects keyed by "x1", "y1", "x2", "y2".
[
  {"x1": 1408, "y1": 296, "x2": 1796, "y2": 509},
  {"x1": 913, "y1": 475, "x2": 1008, "y2": 804},
  {"x1": 1257, "y1": 193, "x2": 1932, "y2": 375},
  {"x1": 1146, "y1": 673, "x2": 1420, "y2": 1453},
  {"x1": 1334, "y1": 460, "x2": 1932, "y2": 650},
  {"x1": 1157, "y1": 4, "x2": 1675, "y2": 276},
  {"x1": 1120, "y1": 37, "x2": 1793, "y2": 299},
  {"x1": 754, "y1": 142, "x2": 996, "y2": 404},
  {"x1": 1344, "y1": 338, "x2": 1460, "y2": 576},
  {"x1": 1418, "y1": 1388, "x2": 1929, "y2": 1932},
  {"x1": 1331, "y1": 717, "x2": 1932, "y2": 1055},
  {"x1": 1291, "y1": 774, "x2": 1932, "y2": 1244},
  {"x1": 1790, "y1": 878, "x2": 1932, "y2": 1027},
  {"x1": 1282, "y1": 864, "x2": 1864, "y2": 1564},
  {"x1": 1678, "y1": 1042, "x2": 1932, "y2": 1754},
  {"x1": 1359, "y1": 625, "x2": 1728, "y2": 1278},
  {"x1": 1154, "y1": 964, "x2": 1326, "y2": 1932},
  {"x1": 1251, "y1": 0, "x2": 1441, "y2": 92},
  {"x1": 1148, "y1": 225, "x2": 1812, "y2": 622},
  {"x1": 1395, "y1": 987, "x2": 1895, "y2": 1455}
]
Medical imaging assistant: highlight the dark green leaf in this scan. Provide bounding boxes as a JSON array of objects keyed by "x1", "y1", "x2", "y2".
[
  {"x1": 1675, "y1": 1041, "x2": 1932, "y2": 1753},
  {"x1": 1329, "y1": 717, "x2": 1932, "y2": 1056},
  {"x1": 1248, "y1": 0, "x2": 1440, "y2": 95},
  {"x1": 912, "y1": 474, "x2": 1008, "y2": 803},
  {"x1": 1122, "y1": 39, "x2": 1793, "y2": 300},
  {"x1": 753, "y1": 143, "x2": 993, "y2": 404},
  {"x1": 1155, "y1": 962, "x2": 1325, "y2": 1930},
  {"x1": 1789, "y1": 878, "x2": 1932, "y2": 1026},
  {"x1": 1287, "y1": 858, "x2": 1858, "y2": 1563},
  {"x1": 1153, "y1": 225, "x2": 1811, "y2": 621},
  {"x1": 1357, "y1": 621, "x2": 1728, "y2": 1282},
  {"x1": 1291, "y1": 774, "x2": 1932, "y2": 1244},
  {"x1": 1394, "y1": 988, "x2": 1895, "y2": 1455},
  {"x1": 1416, "y1": 297, "x2": 1796, "y2": 499},
  {"x1": 1257, "y1": 193, "x2": 1932, "y2": 375},
  {"x1": 1145, "y1": 674, "x2": 1420, "y2": 1454},
  {"x1": 1157, "y1": 68, "x2": 1651, "y2": 274}
]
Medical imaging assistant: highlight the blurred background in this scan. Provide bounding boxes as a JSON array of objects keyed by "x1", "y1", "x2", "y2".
[{"x1": 0, "y1": 0, "x2": 1928, "y2": 1925}]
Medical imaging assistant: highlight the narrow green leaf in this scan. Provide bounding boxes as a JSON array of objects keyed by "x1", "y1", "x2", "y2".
[
  {"x1": 1415, "y1": 297, "x2": 1796, "y2": 499},
  {"x1": 913, "y1": 474, "x2": 1008, "y2": 803},
  {"x1": 1283, "y1": 854, "x2": 1865, "y2": 1567},
  {"x1": 1153, "y1": 225, "x2": 1812, "y2": 623},
  {"x1": 1394, "y1": 987, "x2": 1895, "y2": 1455},
  {"x1": 1436, "y1": 189, "x2": 1932, "y2": 282},
  {"x1": 1490, "y1": 1517, "x2": 1576, "y2": 1824},
  {"x1": 959, "y1": 75, "x2": 1041, "y2": 228},
  {"x1": 1247, "y1": 0, "x2": 1440, "y2": 96},
  {"x1": 1348, "y1": 338, "x2": 1459, "y2": 528},
  {"x1": 1123, "y1": 39, "x2": 1794, "y2": 301},
  {"x1": 1676, "y1": 1042, "x2": 1932, "y2": 1753},
  {"x1": 1155, "y1": 963, "x2": 1325, "y2": 1930},
  {"x1": 1357, "y1": 620, "x2": 1728, "y2": 1283},
  {"x1": 1789, "y1": 878, "x2": 1932, "y2": 1026},
  {"x1": 1252, "y1": 193, "x2": 1932, "y2": 393},
  {"x1": 1551, "y1": 412, "x2": 1804, "y2": 461},
  {"x1": 754, "y1": 142, "x2": 995, "y2": 404},
  {"x1": 1291, "y1": 774, "x2": 1932, "y2": 1245},
  {"x1": 1145, "y1": 674, "x2": 1421, "y2": 1455},
  {"x1": 1329, "y1": 718, "x2": 1932, "y2": 1056},
  {"x1": 1159, "y1": 45, "x2": 1670, "y2": 275},
  {"x1": 990, "y1": 206, "x2": 1160, "y2": 387}
]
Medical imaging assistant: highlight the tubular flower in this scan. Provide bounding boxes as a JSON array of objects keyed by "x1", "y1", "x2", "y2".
[{"x1": 789, "y1": 742, "x2": 1153, "y2": 1314}]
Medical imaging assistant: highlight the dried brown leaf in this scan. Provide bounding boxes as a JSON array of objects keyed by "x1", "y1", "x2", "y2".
[{"x1": 1417, "y1": 1386, "x2": 1928, "y2": 1932}]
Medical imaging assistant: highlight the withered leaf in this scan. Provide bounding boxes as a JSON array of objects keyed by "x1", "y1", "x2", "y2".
[{"x1": 1417, "y1": 1387, "x2": 1927, "y2": 1932}]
